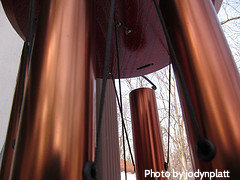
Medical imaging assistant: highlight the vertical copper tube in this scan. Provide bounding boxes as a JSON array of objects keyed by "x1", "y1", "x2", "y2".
[
  {"x1": 96, "y1": 79, "x2": 121, "y2": 180},
  {"x1": 130, "y1": 88, "x2": 166, "y2": 180},
  {"x1": 9, "y1": 0, "x2": 95, "y2": 179},
  {"x1": 159, "y1": 0, "x2": 240, "y2": 178},
  {"x1": 0, "y1": 47, "x2": 27, "y2": 180}
]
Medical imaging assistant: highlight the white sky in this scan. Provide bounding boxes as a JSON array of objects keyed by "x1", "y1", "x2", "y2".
[{"x1": 0, "y1": 3, "x2": 23, "y2": 148}]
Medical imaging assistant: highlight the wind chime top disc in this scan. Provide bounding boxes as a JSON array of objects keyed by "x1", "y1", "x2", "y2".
[{"x1": 1, "y1": 0, "x2": 222, "y2": 78}]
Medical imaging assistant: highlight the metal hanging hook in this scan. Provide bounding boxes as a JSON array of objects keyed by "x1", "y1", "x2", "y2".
[{"x1": 142, "y1": 75, "x2": 157, "y2": 90}]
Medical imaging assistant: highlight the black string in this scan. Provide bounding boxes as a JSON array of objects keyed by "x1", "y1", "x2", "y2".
[
  {"x1": 114, "y1": 22, "x2": 136, "y2": 174},
  {"x1": 95, "y1": 0, "x2": 116, "y2": 163},
  {"x1": 114, "y1": 24, "x2": 127, "y2": 180},
  {"x1": 122, "y1": 111, "x2": 127, "y2": 180},
  {"x1": 152, "y1": 0, "x2": 202, "y2": 141},
  {"x1": 110, "y1": 74, "x2": 127, "y2": 178},
  {"x1": 167, "y1": 64, "x2": 171, "y2": 164},
  {"x1": 164, "y1": 63, "x2": 171, "y2": 171},
  {"x1": 110, "y1": 73, "x2": 136, "y2": 173},
  {"x1": 18, "y1": 0, "x2": 36, "y2": 124}
]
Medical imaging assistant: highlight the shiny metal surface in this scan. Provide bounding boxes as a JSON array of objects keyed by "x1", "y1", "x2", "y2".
[
  {"x1": 9, "y1": 0, "x2": 95, "y2": 179},
  {"x1": 0, "y1": 49, "x2": 27, "y2": 180},
  {"x1": 96, "y1": 79, "x2": 120, "y2": 180},
  {"x1": 159, "y1": 0, "x2": 240, "y2": 177},
  {"x1": 130, "y1": 88, "x2": 166, "y2": 180}
]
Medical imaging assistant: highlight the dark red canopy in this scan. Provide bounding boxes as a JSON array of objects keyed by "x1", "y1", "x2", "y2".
[{"x1": 1, "y1": 0, "x2": 222, "y2": 78}]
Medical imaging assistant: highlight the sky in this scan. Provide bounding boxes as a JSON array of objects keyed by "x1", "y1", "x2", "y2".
[
  {"x1": 0, "y1": 0, "x2": 239, "y2": 156},
  {"x1": 0, "y1": 3, "x2": 23, "y2": 149}
]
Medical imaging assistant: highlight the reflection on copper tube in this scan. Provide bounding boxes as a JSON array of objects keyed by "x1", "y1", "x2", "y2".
[
  {"x1": 130, "y1": 88, "x2": 166, "y2": 180},
  {"x1": 0, "y1": 48, "x2": 27, "y2": 180},
  {"x1": 9, "y1": 0, "x2": 95, "y2": 179},
  {"x1": 159, "y1": 0, "x2": 240, "y2": 178}
]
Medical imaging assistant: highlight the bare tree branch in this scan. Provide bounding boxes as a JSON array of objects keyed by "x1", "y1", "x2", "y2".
[{"x1": 221, "y1": 16, "x2": 240, "y2": 25}]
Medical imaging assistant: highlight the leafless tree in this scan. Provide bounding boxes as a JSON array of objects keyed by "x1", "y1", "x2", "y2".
[{"x1": 219, "y1": 0, "x2": 240, "y2": 69}]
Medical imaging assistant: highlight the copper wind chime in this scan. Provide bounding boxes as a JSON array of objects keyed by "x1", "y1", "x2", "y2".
[{"x1": 0, "y1": 0, "x2": 240, "y2": 180}]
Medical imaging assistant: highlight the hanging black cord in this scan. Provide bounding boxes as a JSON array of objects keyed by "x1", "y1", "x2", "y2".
[
  {"x1": 167, "y1": 64, "x2": 171, "y2": 164},
  {"x1": 110, "y1": 73, "x2": 136, "y2": 172},
  {"x1": 164, "y1": 63, "x2": 171, "y2": 171},
  {"x1": 122, "y1": 120, "x2": 127, "y2": 180},
  {"x1": 115, "y1": 24, "x2": 127, "y2": 180},
  {"x1": 84, "y1": 0, "x2": 116, "y2": 179},
  {"x1": 142, "y1": 75, "x2": 157, "y2": 90},
  {"x1": 18, "y1": 0, "x2": 36, "y2": 125},
  {"x1": 152, "y1": 0, "x2": 202, "y2": 140},
  {"x1": 94, "y1": 0, "x2": 116, "y2": 164},
  {"x1": 114, "y1": 22, "x2": 136, "y2": 174},
  {"x1": 26, "y1": 0, "x2": 36, "y2": 55},
  {"x1": 110, "y1": 73, "x2": 126, "y2": 178},
  {"x1": 153, "y1": 0, "x2": 216, "y2": 162}
]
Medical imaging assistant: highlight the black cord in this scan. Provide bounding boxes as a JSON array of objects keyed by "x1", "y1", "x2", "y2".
[
  {"x1": 114, "y1": 22, "x2": 136, "y2": 173},
  {"x1": 152, "y1": 0, "x2": 202, "y2": 140},
  {"x1": 153, "y1": 0, "x2": 216, "y2": 162},
  {"x1": 167, "y1": 64, "x2": 171, "y2": 164},
  {"x1": 142, "y1": 75, "x2": 157, "y2": 90},
  {"x1": 119, "y1": 104, "x2": 127, "y2": 180},
  {"x1": 115, "y1": 24, "x2": 126, "y2": 180},
  {"x1": 110, "y1": 74, "x2": 127, "y2": 177},
  {"x1": 18, "y1": 0, "x2": 36, "y2": 125},
  {"x1": 110, "y1": 73, "x2": 136, "y2": 173},
  {"x1": 164, "y1": 64, "x2": 171, "y2": 171},
  {"x1": 82, "y1": 0, "x2": 116, "y2": 178},
  {"x1": 122, "y1": 115, "x2": 127, "y2": 180},
  {"x1": 95, "y1": 0, "x2": 116, "y2": 164}
]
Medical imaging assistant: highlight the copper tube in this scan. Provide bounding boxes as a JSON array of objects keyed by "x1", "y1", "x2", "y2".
[
  {"x1": 0, "y1": 47, "x2": 28, "y2": 180},
  {"x1": 159, "y1": 0, "x2": 240, "y2": 177},
  {"x1": 130, "y1": 88, "x2": 166, "y2": 180},
  {"x1": 96, "y1": 79, "x2": 121, "y2": 180},
  {"x1": 9, "y1": 0, "x2": 95, "y2": 179}
]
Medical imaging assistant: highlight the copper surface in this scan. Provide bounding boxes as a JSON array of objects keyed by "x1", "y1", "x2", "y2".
[
  {"x1": 0, "y1": 48, "x2": 27, "y2": 180},
  {"x1": 9, "y1": 0, "x2": 95, "y2": 179},
  {"x1": 159, "y1": 0, "x2": 240, "y2": 178},
  {"x1": 96, "y1": 79, "x2": 120, "y2": 180},
  {"x1": 130, "y1": 88, "x2": 166, "y2": 180}
]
